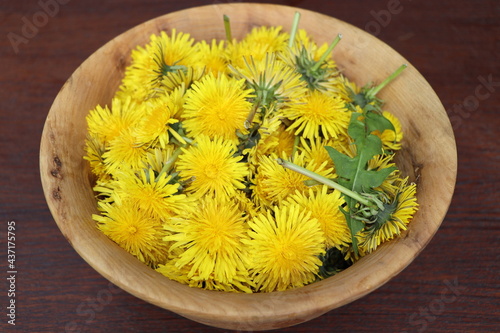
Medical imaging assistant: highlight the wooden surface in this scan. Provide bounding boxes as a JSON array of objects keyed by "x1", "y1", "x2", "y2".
[{"x1": 1, "y1": 0, "x2": 498, "y2": 332}]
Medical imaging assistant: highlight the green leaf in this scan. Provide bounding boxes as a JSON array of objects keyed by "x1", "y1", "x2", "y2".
[
  {"x1": 326, "y1": 114, "x2": 395, "y2": 192},
  {"x1": 365, "y1": 110, "x2": 395, "y2": 134},
  {"x1": 325, "y1": 111, "x2": 397, "y2": 254}
]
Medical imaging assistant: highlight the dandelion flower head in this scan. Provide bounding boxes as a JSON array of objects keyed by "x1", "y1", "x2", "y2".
[
  {"x1": 95, "y1": 201, "x2": 169, "y2": 265},
  {"x1": 244, "y1": 204, "x2": 325, "y2": 292},
  {"x1": 164, "y1": 195, "x2": 251, "y2": 287},
  {"x1": 112, "y1": 169, "x2": 188, "y2": 220},
  {"x1": 284, "y1": 90, "x2": 351, "y2": 140},
  {"x1": 357, "y1": 177, "x2": 418, "y2": 256},
  {"x1": 183, "y1": 73, "x2": 253, "y2": 143},
  {"x1": 286, "y1": 186, "x2": 351, "y2": 249},
  {"x1": 176, "y1": 135, "x2": 248, "y2": 198}
]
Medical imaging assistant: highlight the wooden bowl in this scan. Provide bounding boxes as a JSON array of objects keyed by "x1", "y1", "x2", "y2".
[{"x1": 40, "y1": 3, "x2": 457, "y2": 331}]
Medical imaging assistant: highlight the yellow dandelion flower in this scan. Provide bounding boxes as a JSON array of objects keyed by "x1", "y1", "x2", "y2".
[
  {"x1": 282, "y1": 30, "x2": 339, "y2": 92},
  {"x1": 163, "y1": 196, "x2": 250, "y2": 286},
  {"x1": 176, "y1": 135, "x2": 248, "y2": 198},
  {"x1": 84, "y1": 133, "x2": 110, "y2": 182},
  {"x1": 86, "y1": 96, "x2": 142, "y2": 143},
  {"x1": 230, "y1": 53, "x2": 307, "y2": 111},
  {"x1": 94, "y1": 201, "x2": 169, "y2": 266},
  {"x1": 149, "y1": 29, "x2": 199, "y2": 76},
  {"x1": 286, "y1": 186, "x2": 351, "y2": 249},
  {"x1": 284, "y1": 90, "x2": 350, "y2": 140},
  {"x1": 244, "y1": 25, "x2": 289, "y2": 52},
  {"x1": 227, "y1": 26, "x2": 289, "y2": 67},
  {"x1": 252, "y1": 152, "x2": 333, "y2": 206},
  {"x1": 102, "y1": 129, "x2": 149, "y2": 174},
  {"x1": 254, "y1": 114, "x2": 283, "y2": 145},
  {"x1": 251, "y1": 169, "x2": 274, "y2": 208},
  {"x1": 244, "y1": 204, "x2": 325, "y2": 292},
  {"x1": 183, "y1": 73, "x2": 253, "y2": 142},
  {"x1": 113, "y1": 169, "x2": 188, "y2": 220},
  {"x1": 161, "y1": 67, "x2": 205, "y2": 96},
  {"x1": 134, "y1": 94, "x2": 185, "y2": 148},
  {"x1": 357, "y1": 178, "x2": 418, "y2": 255},
  {"x1": 194, "y1": 39, "x2": 229, "y2": 76},
  {"x1": 119, "y1": 29, "x2": 200, "y2": 101}
]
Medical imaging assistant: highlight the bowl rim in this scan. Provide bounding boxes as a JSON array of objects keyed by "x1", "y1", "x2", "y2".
[{"x1": 39, "y1": 3, "x2": 457, "y2": 331}]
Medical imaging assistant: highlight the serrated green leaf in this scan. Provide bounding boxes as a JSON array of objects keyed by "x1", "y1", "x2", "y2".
[
  {"x1": 325, "y1": 110, "x2": 397, "y2": 255},
  {"x1": 358, "y1": 166, "x2": 397, "y2": 190},
  {"x1": 324, "y1": 147, "x2": 352, "y2": 183},
  {"x1": 326, "y1": 125, "x2": 392, "y2": 192}
]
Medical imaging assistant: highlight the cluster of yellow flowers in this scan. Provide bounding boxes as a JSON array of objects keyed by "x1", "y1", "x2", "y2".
[{"x1": 85, "y1": 18, "x2": 418, "y2": 293}]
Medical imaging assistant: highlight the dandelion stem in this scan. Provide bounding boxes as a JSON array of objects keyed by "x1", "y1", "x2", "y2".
[
  {"x1": 288, "y1": 12, "x2": 301, "y2": 48},
  {"x1": 223, "y1": 15, "x2": 232, "y2": 43},
  {"x1": 311, "y1": 33, "x2": 342, "y2": 72},
  {"x1": 276, "y1": 158, "x2": 375, "y2": 207},
  {"x1": 366, "y1": 64, "x2": 407, "y2": 99}
]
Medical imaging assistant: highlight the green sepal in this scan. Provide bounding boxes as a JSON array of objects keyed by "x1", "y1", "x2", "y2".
[
  {"x1": 352, "y1": 91, "x2": 368, "y2": 109},
  {"x1": 369, "y1": 199, "x2": 398, "y2": 232}
]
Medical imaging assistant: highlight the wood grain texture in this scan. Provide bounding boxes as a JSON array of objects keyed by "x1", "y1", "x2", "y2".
[{"x1": 1, "y1": 0, "x2": 498, "y2": 332}]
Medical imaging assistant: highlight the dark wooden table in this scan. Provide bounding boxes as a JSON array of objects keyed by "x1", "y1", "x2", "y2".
[{"x1": 1, "y1": 0, "x2": 498, "y2": 332}]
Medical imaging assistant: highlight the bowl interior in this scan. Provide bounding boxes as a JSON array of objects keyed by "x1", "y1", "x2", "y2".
[{"x1": 40, "y1": 3, "x2": 457, "y2": 331}]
